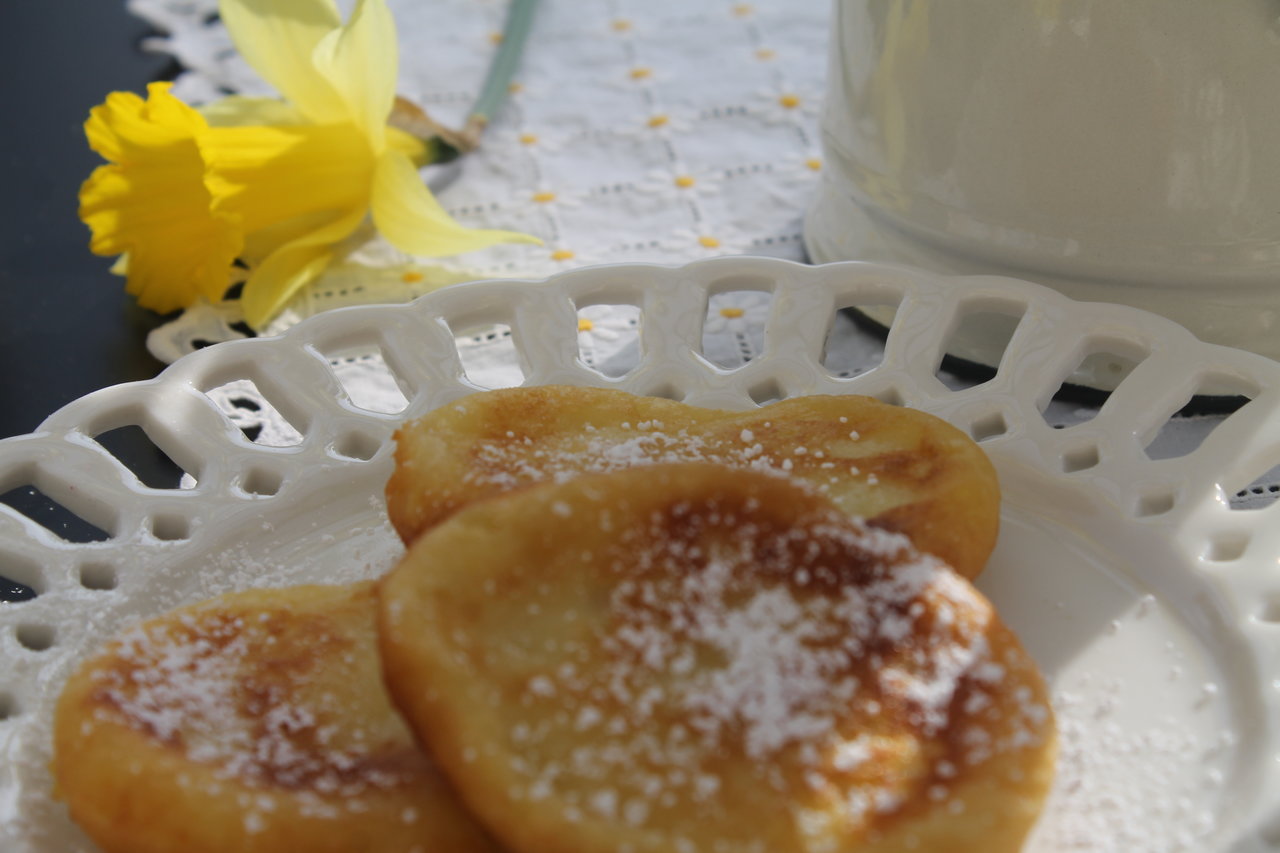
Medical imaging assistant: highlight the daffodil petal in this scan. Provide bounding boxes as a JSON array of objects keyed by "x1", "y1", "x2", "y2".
[
  {"x1": 240, "y1": 206, "x2": 366, "y2": 328},
  {"x1": 200, "y1": 95, "x2": 307, "y2": 128},
  {"x1": 79, "y1": 84, "x2": 242, "y2": 313},
  {"x1": 86, "y1": 91, "x2": 180, "y2": 164},
  {"x1": 217, "y1": 0, "x2": 347, "y2": 124},
  {"x1": 241, "y1": 208, "x2": 351, "y2": 266},
  {"x1": 201, "y1": 121, "x2": 374, "y2": 234},
  {"x1": 84, "y1": 90, "x2": 144, "y2": 162},
  {"x1": 80, "y1": 162, "x2": 240, "y2": 311},
  {"x1": 310, "y1": 0, "x2": 397, "y2": 149},
  {"x1": 85, "y1": 83, "x2": 207, "y2": 164},
  {"x1": 387, "y1": 125, "x2": 431, "y2": 167},
  {"x1": 240, "y1": 245, "x2": 334, "y2": 330},
  {"x1": 371, "y1": 150, "x2": 541, "y2": 257}
]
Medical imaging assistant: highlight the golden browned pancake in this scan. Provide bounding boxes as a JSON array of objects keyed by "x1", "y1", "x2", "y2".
[
  {"x1": 52, "y1": 583, "x2": 501, "y2": 853},
  {"x1": 386, "y1": 386, "x2": 999, "y2": 579},
  {"x1": 378, "y1": 464, "x2": 1055, "y2": 853}
]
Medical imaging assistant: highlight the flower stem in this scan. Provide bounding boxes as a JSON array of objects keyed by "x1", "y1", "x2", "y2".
[
  {"x1": 463, "y1": 0, "x2": 540, "y2": 141},
  {"x1": 392, "y1": 0, "x2": 539, "y2": 164}
]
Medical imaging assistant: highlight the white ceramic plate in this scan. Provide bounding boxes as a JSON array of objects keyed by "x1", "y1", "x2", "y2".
[{"x1": 2, "y1": 258, "x2": 1279, "y2": 852}]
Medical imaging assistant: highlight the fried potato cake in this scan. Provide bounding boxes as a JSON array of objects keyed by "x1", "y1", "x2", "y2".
[
  {"x1": 386, "y1": 386, "x2": 999, "y2": 579},
  {"x1": 52, "y1": 582, "x2": 501, "y2": 853},
  {"x1": 379, "y1": 464, "x2": 1056, "y2": 853}
]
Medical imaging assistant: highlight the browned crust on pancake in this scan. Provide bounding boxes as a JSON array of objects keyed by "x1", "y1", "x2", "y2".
[
  {"x1": 53, "y1": 583, "x2": 501, "y2": 853},
  {"x1": 385, "y1": 386, "x2": 1000, "y2": 579},
  {"x1": 379, "y1": 464, "x2": 1054, "y2": 853}
]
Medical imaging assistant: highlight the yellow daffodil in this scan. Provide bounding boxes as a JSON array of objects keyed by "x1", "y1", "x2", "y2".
[
  {"x1": 79, "y1": 0, "x2": 538, "y2": 329},
  {"x1": 80, "y1": 85, "x2": 241, "y2": 314}
]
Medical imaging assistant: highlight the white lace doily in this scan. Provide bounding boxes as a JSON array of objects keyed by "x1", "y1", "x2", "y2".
[
  {"x1": 7, "y1": 259, "x2": 1280, "y2": 851},
  {"x1": 122, "y1": 0, "x2": 1279, "y2": 503},
  {"x1": 128, "y1": 0, "x2": 827, "y2": 356}
]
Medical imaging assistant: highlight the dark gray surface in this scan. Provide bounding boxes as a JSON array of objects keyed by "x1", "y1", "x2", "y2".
[
  {"x1": 0, "y1": 2, "x2": 176, "y2": 441},
  {"x1": 1, "y1": 4, "x2": 181, "y2": 599}
]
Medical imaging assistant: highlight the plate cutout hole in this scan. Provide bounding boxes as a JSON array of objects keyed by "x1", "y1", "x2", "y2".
[
  {"x1": 0, "y1": 693, "x2": 15, "y2": 722},
  {"x1": 151, "y1": 514, "x2": 190, "y2": 542},
  {"x1": 1205, "y1": 532, "x2": 1249, "y2": 563},
  {"x1": 1144, "y1": 384, "x2": 1256, "y2": 461},
  {"x1": 454, "y1": 323, "x2": 526, "y2": 390},
  {"x1": 239, "y1": 467, "x2": 283, "y2": 498},
  {"x1": 328, "y1": 347, "x2": 410, "y2": 414},
  {"x1": 824, "y1": 302, "x2": 898, "y2": 378},
  {"x1": 1136, "y1": 490, "x2": 1176, "y2": 517},
  {"x1": 875, "y1": 388, "x2": 905, "y2": 407},
  {"x1": 969, "y1": 412, "x2": 1008, "y2": 443},
  {"x1": 333, "y1": 431, "x2": 382, "y2": 462},
  {"x1": 1257, "y1": 811, "x2": 1280, "y2": 846},
  {"x1": 1229, "y1": 462, "x2": 1280, "y2": 512},
  {"x1": 15, "y1": 623, "x2": 55, "y2": 652},
  {"x1": 93, "y1": 425, "x2": 191, "y2": 489},
  {"x1": 1, "y1": 576, "x2": 36, "y2": 602},
  {"x1": 1062, "y1": 445, "x2": 1100, "y2": 473},
  {"x1": 937, "y1": 309, "x2": 1023, "y2": 391},
  {"x1": 576, "y1": 303, "x2": 641, "y2": 378},
  {"x1": 79, "y1": 562, "x2": 118, "y2": 591},
  {"x1": 0, "y1": 552, "x2": 42, "y2": 600},
  {"x1": 749, "y1": 379, "x2": 786, "y2": 407},
  {"x1": 1256, "y1": 598, "x2": 1280, "y2": 624},
  {"x1": 1041, "y1": 347, "x2": 1146, "y2": 428},
  {"x1": 205, "y1": 379, "x2": 305, "y2": 447},
  {"x1": 644, "y1": 383, "x2": 685, "y2": 402},
  {"x1": 702, "y1": 290, "x2": 773, "y2": 370},
  {"x1": 0, "y1": 485, "x2": 112, "y2": 543}
]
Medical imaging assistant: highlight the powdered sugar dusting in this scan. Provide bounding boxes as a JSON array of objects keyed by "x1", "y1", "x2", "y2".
[
  {"x1": 1029, "y1": 679, "x2": 1221, "y2": 852},
  {"x1": 598, "y1": 515, "x2": 1016, "y2": 763},
  {"x1": 87, "y1": 610, "x2": 412, "y2": 800},
  {"x1": 464, "y1": 421, "x2": 863, "y2": 496},
  {"x1": 2, "y1": 492, "x2": 407, "y2": 852},
  {"x1": 489, "y1": 493, "x2": 1053, "y2": 841}
]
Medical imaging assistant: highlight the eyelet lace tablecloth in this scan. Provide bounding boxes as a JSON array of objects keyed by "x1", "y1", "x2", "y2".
[
  {"x1": 130, "y1": 0, "x2": 827, "y2": 353},
  {"x1": 125, "y1": 0, "x2": 1280, "y2": 507}
]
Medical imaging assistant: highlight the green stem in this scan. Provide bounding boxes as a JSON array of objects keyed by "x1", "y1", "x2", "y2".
[
  {"x1": 470, "y1": 0, "x2": 540, "y2": 127},
  {"x1": 405, "y1": 0, "x2": 539, "y2": 164}
]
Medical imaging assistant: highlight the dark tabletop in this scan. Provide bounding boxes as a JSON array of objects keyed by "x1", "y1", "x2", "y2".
[
  {"x1": 1, "y1": 3, "x2": 182, "y2": 597},
  {"x1": 0, "y1": 2, "x2": 176, "y2": 443}
]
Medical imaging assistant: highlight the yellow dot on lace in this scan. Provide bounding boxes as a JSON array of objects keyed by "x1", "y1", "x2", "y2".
[
  {"x1": 630, "y1": 67, "x2": 652, "y2": 80},
  {"x1": 508, "y1": 82, "x2": 524, "y2": 94},
  {"x1": 779, "y1": 93, "x2": 801, "y2": 109},
  {"x1": 755, "y1": 47, "x2": 776, "y2": 61},
  {"x1": 720, "y1": 306, "x2": 745, "y2": 319},
  {"x1": 401, "y1": 271, "x2": 425, "y2": 284},
  {"x1": 520, "y1": 133, "x2": 538, "y2": 145},
  {"x1": 674, "y1": 175, "x2": 696, "y2": 188},
  {"x1": 699, "y1": 236, "x2": 721, "y2": 249},
  {"x1": 733, "y1": 4, "x2": 754, "y2": 16},
  {"x1": 578, "y1": 318, "x2": 595, "y2": 332},
  {"x1": 552, "y1": 249, "x2": 576, "y2": 261},
  {"x1": 532, "y1": 191, "x2": 557, "y2": 203},
  {"x1": 648, "y1": 114, "x2": 669, "y2": 128},
  {"x1": 489, "y1": 31, "x2": 504, "y2": 45},
  {"x1": 806, "y1": 157, "x2": 823, "y2": 171},
  {"x1": 612, "y1": 19, "x2": 632, "y2": 31}
]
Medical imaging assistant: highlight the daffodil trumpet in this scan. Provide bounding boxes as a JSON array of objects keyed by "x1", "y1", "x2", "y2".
[{"x1": 79, "y1": 0, "x2": 541, "y2": 330}]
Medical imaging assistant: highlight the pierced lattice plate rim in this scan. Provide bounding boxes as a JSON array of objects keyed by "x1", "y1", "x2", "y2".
[{"x1": 2, "y1": 257, "x2": 1279, "y2": 852}]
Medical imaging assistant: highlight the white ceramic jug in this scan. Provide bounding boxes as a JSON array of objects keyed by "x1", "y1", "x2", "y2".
[{"x1": 805, "y1": 0, "x2": 1280, "y2": 361}]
